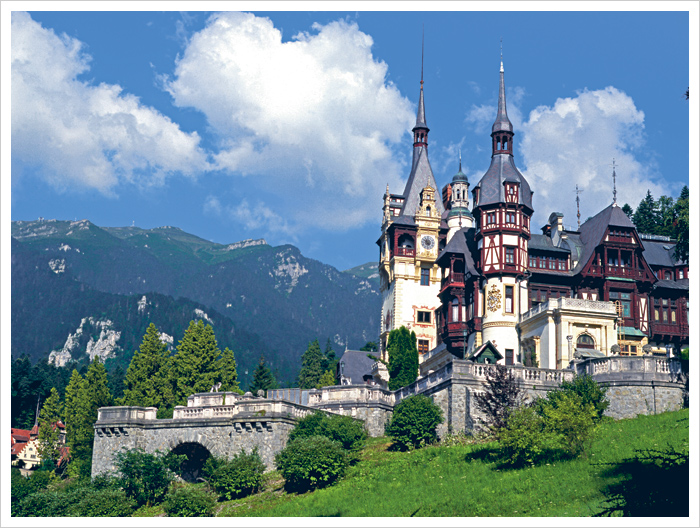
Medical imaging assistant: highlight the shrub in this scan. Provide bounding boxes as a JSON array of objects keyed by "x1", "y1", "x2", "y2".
[
  {"x1": 275, "y1": 435, "x2": 347, "y2": 491},
  {"x1": 66, "y1": 487, "x2": 138, "y2": 517},
  {"x1": 385, "y1": 394, "x2": 444, "y2": 450},
  {"x1": 289, "y1": 412, "x2": 367, "y2": 453},
  {"x1": 556, "y1": 375, "x2": 609, "y2": 420},
  {"x1": 113, "y1": 448, "x2": 182, "y2": 506},
  {"x1": 207, "y1": 449, "x2": 266, "y2": 500},
  {"x1": 498, "y1": 406, "x2": 554, "y2": 467},
  {"x1": 538, "y1": 391, "x2": 598, "y2": 457},
  {"x1": 14, "y1": 490, "x2": 76, "y2": 517},
  {"x1": 474, "y1": 365, "x2": 522, "y2": 434},
  {"x1": 163, "y1": 484, "x2": 217, "y2": 517}
]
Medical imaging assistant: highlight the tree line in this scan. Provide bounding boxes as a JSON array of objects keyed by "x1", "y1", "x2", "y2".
[{"x1": 621, "y1": 185, "x2": 689, "y2": 263}]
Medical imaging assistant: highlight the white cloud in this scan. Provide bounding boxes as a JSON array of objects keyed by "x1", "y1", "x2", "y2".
[
  {"x1": 11, "y1": 12, "x2": 210, "y2": 194},
  {"x1": 204, "y1": 195, "x2": 294, "y2": 239},
  {"x1": 166, "y1": 12, "x2": 414, "y2": 232},
  {"x1": 519, "y1": 87, "x2": 670, "y2": 228}
]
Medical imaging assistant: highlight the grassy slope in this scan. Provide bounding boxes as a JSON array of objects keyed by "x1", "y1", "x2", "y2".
[{"x1": 209, "y1": 409, "x2": 689, "y2": 517}]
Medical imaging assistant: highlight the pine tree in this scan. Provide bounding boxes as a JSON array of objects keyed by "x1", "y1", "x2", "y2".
[
  {"x1": 322, "y1": 338, "x2": 338, "y2": 374},
  {"x1": 249, "y1": 355, "x2": 276, "y2": 395},
  {"x1": 85, "y1": 358, "x2": 113, "y2": 411},
  {"x1": 387, "y1": 327, "x2": 419, "y2": 391},
  {"x1": 632, "y1": 190, "x2": 660, "y2": 235},
  {"x1": 216, "y1": 347, "x2": 241, "y2": 393},
  {"x1": 63, "y1": 369, "x2": 85, "y2": 449},
  {"x1": 657, "y1": 195, "x2": 676, "y2": 237},
  {"x1": 120, "y1": 323, "x2": 173, "y2": 408},
  {"x1": 37, "y1": 387, "x2": 62, "y2": 464},
  {"x1": 621, "y1": 203, "x2": 634, "y2": 219},
  {"x1": 170, "y1": 320, "x2": 221, "y2": 405},
  {"x1": 298, "y1": 339, "x2": 325, "y2": 389},
  {"x1": 672, "y1": 185, "x2": 689, "y2": 263},
  {"x1": 67, "y1": 375, "x2": 95, "y2": 476}
]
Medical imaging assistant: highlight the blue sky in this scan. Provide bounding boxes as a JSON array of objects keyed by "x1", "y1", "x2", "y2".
[{"x1": 7, "y1": 7, "x2": 696, "y2": 271}]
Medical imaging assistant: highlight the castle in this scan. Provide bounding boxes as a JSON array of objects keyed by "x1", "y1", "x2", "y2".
[{"x1": 374, "y1": 57, "x2": 689, "y2": 384}]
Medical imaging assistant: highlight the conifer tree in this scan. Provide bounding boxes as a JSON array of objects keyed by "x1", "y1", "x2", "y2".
[
  {"x1": 37, "y1": 387, "x2": 62, "y2": 464},
  {"x1": 63, "y1": 369, "x2": 85, "y2": 449},
  {"x1": 298, "y1": 339, "x2": 325, "y2": 389},
  {"x1": 632, "y1": 190, "x2": 660, "y2": 235},
  {"x1": 85, "y1": 358, "x2": 113, "y2": 411},
  {"x1": 67, "y1": 376, "x2": 96, "y2": 476},
  {"x1": 120, "y1": 323, "x2": 173, "y2": 408},
  {"x1": 621, "y1": 203, "x2": 634, "y2": 219},
  {"x1": 249, "y1": 355, "x2": 276, "y2": 395},
  {"x1": 170, "y1": 320, "x2": 221, "y2": 404},
  {"x1": 322, "y1": 338, "x2": 338, "y2": 374},
  {"x1": 673, "y1": 186, "x2": 689, "y2": 263},
  {"x1": 216, "y1": 347, "x2": 241, "y2": 393},
  {"x1": 387, "y1": 327, "x2": 419, "y2": 391}
]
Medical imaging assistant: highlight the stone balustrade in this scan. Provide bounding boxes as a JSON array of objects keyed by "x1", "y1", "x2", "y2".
[{"x1": 519, "y1": 297, "x2": 617, "y2": 323}]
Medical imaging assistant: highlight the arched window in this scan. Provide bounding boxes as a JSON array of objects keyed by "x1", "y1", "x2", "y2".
[
  {"x1": 577, "y1": 334, "x2": 595, "y2": 349},
  {"x1": 451, "y1": 298, "x2": 460, "y2": 322},
  {"x1": 426, "y1": 206, "x2": 432, "y2": 216}
]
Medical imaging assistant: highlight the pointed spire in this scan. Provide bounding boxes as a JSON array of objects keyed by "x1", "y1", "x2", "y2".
[
  {"x1": 412, "y1": 29, "x2": 429, "y2": 148},
  {"x1": 492, "y1": 40, "x2": 513, "y2": 135}
]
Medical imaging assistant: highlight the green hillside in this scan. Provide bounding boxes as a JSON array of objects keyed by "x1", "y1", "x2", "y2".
[{"x1": 141, "y1": 409, "x2": 688, "y2": 517}]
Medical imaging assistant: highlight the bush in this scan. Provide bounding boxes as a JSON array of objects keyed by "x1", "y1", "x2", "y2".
[
  {"x1": 163, "y1": 484, "x2": 217, "y2": 517},
  {"x1": 113, "y1": 448, "x2": 183, "y2": 506},
  {"x1": 206, "y1": 449, "x2": 266, "y2": 500},
  {"x1": 289, "y1": 412, "x2": 367, "y2": 453},
  {"x1": 474, "y1": 365, "x2": 522, "y2": 434},
  {"x1": 275, "y1": 436, "x2": 347, "y2": 491},
  {"x1": 498, "y1": 406, "x2": 554, "y2": 467},
  {"x1": 66, "y1": 487, "x2": 137, "y2": 517},
  {"x1": 14, "y1": 490, "x2": 76, "y2": 517},
  {"x1": 556, "y1": 375, "x2": 609, "y2": 420},
  {"x1": 385, "y1": 395, "x2": 444, "y2": 450},
  {"x1": 11, "y1": 469, "x2": 55, "y2": 516},
  {"x1": 539, "y1": 392, "x2": 598, "y2": 457}
]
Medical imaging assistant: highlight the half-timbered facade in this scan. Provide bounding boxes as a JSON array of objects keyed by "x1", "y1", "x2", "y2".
[{"x1": 375, "y1": 57, "x2": 689, "y2": 379}]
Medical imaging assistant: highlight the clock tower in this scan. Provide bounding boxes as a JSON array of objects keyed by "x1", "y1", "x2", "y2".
[{"x1": 377, "y1": 71, "x2": 445, "y2": 377}]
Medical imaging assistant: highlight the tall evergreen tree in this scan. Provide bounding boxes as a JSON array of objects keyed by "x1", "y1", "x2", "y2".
[
  {"x1": 170, "y1": 320, "x2": 221, "y2": 405},
  {"x1": 65, "y1": 374, "x2": 95, "y2": 477},
  {"x1": 249, "y1": 355, "x2": 276, "y2": 395},
  {"x1": 85, "y1": 358, "x2": 113, "y2": 411},
  {"x1": 632, "y1": 190, "x2": 660, "y2": 234},
  {"x1": 657, "y1": 195, "x2": 676, "y2": 237},
  {"x1": 62, "y1": 369, "x2": 85, "y2": 448},
  {"x1": 120, "y1": 323, "x2": 173, "y2": 408},
  {"x1": 216, "y1": 347, "x2": 241, "y2": 393},
  {"x1": 322, "y1": 338, "x2": 338, "y2": 374},
  {"x1": 672, "y1": 185, "x2": 689, "y2": 263},
  {"x1": 298, "y1": 339, "x2": 325, "y2": 389},
  {"x1": 317, "y1": 370, "x2": 337, "y2": 388},
  {"x1": 387, "y1": 327, "x2": 419, "y2": 391},
  {"x1": 621, "y1": 203, "x2": 634, "y2": 220},
  {"x1": 37, "y1": 387, "x2": 62, "y2": 464}
]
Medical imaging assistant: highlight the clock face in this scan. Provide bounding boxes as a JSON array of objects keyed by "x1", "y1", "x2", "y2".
[{"x1": 421, "y1": 235, "x2": 435, "y2": 250}]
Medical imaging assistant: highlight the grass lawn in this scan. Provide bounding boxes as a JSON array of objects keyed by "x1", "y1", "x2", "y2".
[{"x1": 209, "y1": 408, "x2": 688, "y2": 517}]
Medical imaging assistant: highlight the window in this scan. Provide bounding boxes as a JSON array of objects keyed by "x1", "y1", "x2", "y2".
[
  {"x1": 679, "y1": 269, "x2": 684, "y2": 279},
  {"x1": 664, "y1": 271, "x2": 672, "y2": 280},
  {"x1": 577, "y1": 334, "x2": 595, "y2": 349},
  {"x1": 505, "y1": 247, "x2": 515, "y2": 265},
  {"x1": 529, "y1": 256, "x2": 536, "y2": 268},
  {"x1": 505, "y1": 212, "x2": 516, "y2": 224},
  {"x1": 417, "y1": 311, "x2": 431, "y2": 324},
  {"x1": 505, "y1": 286, "x2": 514, "y2": 313},
  {"x1": 420, "y1": 268, "x2": 430, "y2": 286},
  {"x1": 548, "y1": 258, "x2": 556, "y2": 270},
  {"x1": 505, "y1": 349, "x2": 514, "y2": 365},
  {"x1": 558, "y1": 259, "x2": 566, "y2": 270},
  {"x1": 418, "y1": 340, "x2": 430, "y2": 354},
  {"x1": 654, "y1": 308, "x2": 659, "y2": 321},
  {"x1": 486, "y1": 212, "x2": 496, "y2": 226},
  {"x1": 539, "y1": 258, "x2": 546, "y2": 269},
  {"x1": 451, "y1": 298, "x2": 460, "y2": 322},
  {"x1": 610, "y1": 292, "x2": 631, "y2": 318}
]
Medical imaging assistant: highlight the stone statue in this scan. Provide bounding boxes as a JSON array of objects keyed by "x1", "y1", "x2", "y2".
[
  {"x1": 210, "y1": 382, "x2": 222, "y2": 393},
  {"x1": 642, "y1": 344, "x2": 653, "y2": 355},
  {"x1": 257, "y1": 390, "x2": 265, "y2": 398},
  {"x1": 610, "y1": 344, "x2": 621, "y2": 355}
]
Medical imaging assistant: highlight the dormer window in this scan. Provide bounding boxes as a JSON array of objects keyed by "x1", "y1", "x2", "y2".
[{"x1": 505, "y1": 183, "x2": 518, "y2": 203}]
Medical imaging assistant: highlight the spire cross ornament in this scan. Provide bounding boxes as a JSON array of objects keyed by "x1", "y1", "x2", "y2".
[
  {"x1": 500, "y1": 37, "x2": 504, "y2": 72},
  {"x1": 574, "y1": 184, "x2": 584, "y2": 229},
  {"x1": 421, "y1": 26, "x2": 424, "y2": 87},
  {"x1": 610, "y1": 158, "x2": 618, "y2": 205}
]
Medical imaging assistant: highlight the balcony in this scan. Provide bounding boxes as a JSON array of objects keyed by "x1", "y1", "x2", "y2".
[
  {"x1": 520, "y1": 297, "x2": 617, "y2": 323},
  {"x1": 650, "y1": 322, "x2": 689, "y2": 338},
  {"x1": 441, "y1": 272, "x2": 465, "y2": 289},
  {"x1": 394, "y1": 247, "x2": 415, "y2": 258},
  {"x1": 585, "y1": 264, "x2": 645, "y2": 280}
]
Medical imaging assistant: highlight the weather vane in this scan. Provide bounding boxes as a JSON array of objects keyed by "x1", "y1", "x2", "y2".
[
  {"x1": 574, "y1": 184, "x2": 584, "y2": 229},
  {"x1": 610, "y1": 158, "x2": 618, "y2": 205}
]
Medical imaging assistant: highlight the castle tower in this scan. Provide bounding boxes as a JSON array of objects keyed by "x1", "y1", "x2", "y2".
[
  {"x1": 471, "y1": 56, "x2": 533, "y2": 365},
  {"x1": 446, "y1": 155, "x2": 474, "y2": 242},
  {"x1": 377, "y1": 70, "x2": 445, "y2": 375}
]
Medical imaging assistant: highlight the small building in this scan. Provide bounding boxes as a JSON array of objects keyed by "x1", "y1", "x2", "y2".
[{"x1": 337, "y1": 350, "x2": 377, "y2": 385}]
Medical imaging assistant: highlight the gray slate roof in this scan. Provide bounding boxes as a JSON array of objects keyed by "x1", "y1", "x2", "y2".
[
  {"x1": 437, "y1": 227, "x2": 480, "y2": 277},
  {"x1": 338, "y1": 350, "x2": 375, "y2": 385},
  {"x1": 653, "y1": 278, "x2": 689, "y2": 291},
  {"x1": 572, "y1": 203, "x2": 636, "y2": 274},
  {"x1": 399, "y1": 146, "x2": 444, "y2": 217},
  {"x1": 529, "y1": 234, "x2": 571, "y2": 253},
  {"x1": 642, "y1": 240, "x2": 682, "y2": 267},
  {"x1": 472, "y1": 154, "x2": 533, "y2": 210}
]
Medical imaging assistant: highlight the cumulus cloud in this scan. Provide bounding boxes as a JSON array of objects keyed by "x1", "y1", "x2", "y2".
[
  {"x1": 11, "y1": 12, "x2": 210, "y2": 194},
  {"x1": 204, "y1": 195, "x2": 294, "y2": 238},
  {"x1": 519, "y1": 87, "x2": 670, "y2": 228},
  {"x1": 166, "y1": 12, "x2": 414, "y2": 232}
]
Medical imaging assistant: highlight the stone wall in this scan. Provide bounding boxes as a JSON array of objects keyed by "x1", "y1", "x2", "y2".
[{"x1": 92, "y1": 357, "x2": 685, "y2": 478}]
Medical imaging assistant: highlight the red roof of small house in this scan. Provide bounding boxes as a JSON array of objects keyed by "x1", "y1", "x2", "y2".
[
  {"x1": 57, "y1": 445, "x2": 71, "y2": 467},
  {"x1": 11, "y1": 429, "x2": 31, "y2": 445},
  {"x1": 30, "y1": 424, "x2": 39, "y2": 436},
  {"x1": 52, "y1": 421, "x2": 65, "y2": 431},
  {"x1": 11, "y1": 442, "x2": 28, "y2": 456}
]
